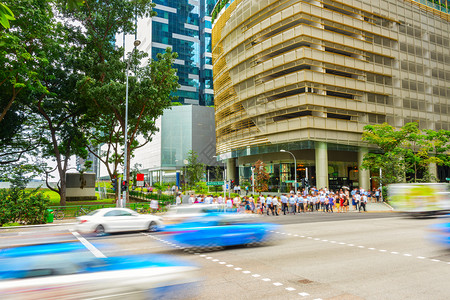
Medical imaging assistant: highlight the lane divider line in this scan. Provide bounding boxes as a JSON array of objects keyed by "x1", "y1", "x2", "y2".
[{"x1": 71, "y1": 231, "x2": 106, "y2": 258}]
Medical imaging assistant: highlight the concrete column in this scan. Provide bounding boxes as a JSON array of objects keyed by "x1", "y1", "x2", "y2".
[
  {"x1": 428, "y1": 162, "x2": 438, "y2": 182},
  {"x1": 358, "y1": 147, "x2": 370, "y2": 190},
  {"x1": 226, "y1": 158, "x2": 236, "y2": 182},
  {"x1": 315, "y1": 142, "x2": 328, "y2": 189},
  {"x1": 338, "y1": 162, "x2": 347, "y2": 177}
]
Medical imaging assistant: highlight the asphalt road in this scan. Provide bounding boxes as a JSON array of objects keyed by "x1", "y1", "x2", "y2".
[{"x1": 2, "y1": 213, "x2": 449, "y2": 299}]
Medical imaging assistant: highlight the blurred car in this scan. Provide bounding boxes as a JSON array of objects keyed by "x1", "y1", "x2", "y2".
[
  {"x1": 429, "y1": 220, "x2": 450, "y2": 247},
  {"x1": 162, "y1": 213, "x2": 279, "y2": 249},
  {"x1": 0, "y1": 242, "x2": 201, "y2": 299},
  {"x1": 75, "y1": 208, "x2": 162, "y2": 235},
  {"x1": 163, "y1": 204, "x2": 231, "y2": 224}
]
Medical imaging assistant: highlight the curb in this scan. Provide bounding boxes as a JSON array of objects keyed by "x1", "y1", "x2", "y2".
[{"x1": 0, "y1": 222, "x2": 76, "y2": 230}]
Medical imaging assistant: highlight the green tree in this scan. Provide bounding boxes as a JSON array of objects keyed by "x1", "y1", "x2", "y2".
[
  {"x1": 0, "y1": 2, "x2": 14, "y2": 29},
  {"x1": 253, "y1": 160, "x2": 270, "y2": 193},
  {"x1": 69, "y1": 0, "x2": 178, "y2": 202},
  {"x1": 0, "y1": 165, "x2": 49, "y2": 226},
  {"x1": 186, "y1": 150, "x2": 205, "y2": 187},
  {"x1": 362, "y1": 122, "x2": 450, "y2": 184},
  {"x1": 0, "y1": 0, "x2": 50, "y2": 124}
]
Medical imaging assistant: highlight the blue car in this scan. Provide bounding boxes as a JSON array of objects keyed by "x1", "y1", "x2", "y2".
[
  {"x1": 162, "y1": 213, "x2": 280, "y2": 249},
  {"x1": 429, "y1": 221, "x2": 450, "y2": 247},
  {"x1": 0, "y1": 242, "x2": 201, "y2": 299}
]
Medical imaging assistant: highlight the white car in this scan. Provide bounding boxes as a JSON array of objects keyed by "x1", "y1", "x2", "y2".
[{"x1": 75, "y1": 208, "x2": 162, "y2": 235}]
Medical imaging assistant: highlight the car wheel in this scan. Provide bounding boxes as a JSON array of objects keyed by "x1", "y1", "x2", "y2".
[
  {"x1": 95, "y1": 225, "x2": 106, "y2": 236},
  {"x1": 147, "y1": 221, "x2": 158, "y2": 232}
]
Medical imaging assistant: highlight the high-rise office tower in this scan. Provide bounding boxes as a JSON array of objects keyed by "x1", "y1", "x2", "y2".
[{"x1": 150, "y1": 0, "x2": 216, "y2": 106}]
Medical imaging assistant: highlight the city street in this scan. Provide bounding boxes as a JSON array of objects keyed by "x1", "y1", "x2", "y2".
[{"x1": 3, "y1": 213, "x2": 450, "y2": 299}]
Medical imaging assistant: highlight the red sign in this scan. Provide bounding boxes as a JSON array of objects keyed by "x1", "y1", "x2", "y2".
[{"x1": 136, "y1": 173, "x2": 144, "y2": 181}]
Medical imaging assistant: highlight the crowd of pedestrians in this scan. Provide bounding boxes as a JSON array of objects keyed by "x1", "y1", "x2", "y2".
[{"x1": 183, "y1": 187, "x2": 382, "y2": 215}]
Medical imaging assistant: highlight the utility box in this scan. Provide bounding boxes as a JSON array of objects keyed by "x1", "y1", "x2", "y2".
[{"x1": 66, "y1": 173, "x2": 96, "y2": 201}]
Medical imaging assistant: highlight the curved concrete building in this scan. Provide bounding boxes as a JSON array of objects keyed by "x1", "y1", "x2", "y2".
[{"x1": 212, "y1": 0, "x2": 450, "y2": 191}]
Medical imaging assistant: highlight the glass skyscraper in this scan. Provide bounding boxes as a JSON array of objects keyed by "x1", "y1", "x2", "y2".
[{"x1": 151, "y1": 0, "x2": 216, "y2": 106}]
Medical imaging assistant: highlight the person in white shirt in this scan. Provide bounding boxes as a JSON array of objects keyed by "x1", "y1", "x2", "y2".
[
  {"x1": 355, "y1": 193, "x2": 361, "y2": 211},
  {"x1": 233, "y1": 196, "x2": 241, "y2": 209},
  {"x1": 188, "y1": 195, "x2": 194, "y2": 205},
  {"x1": 259, "y1": 195, "x2": 266, "y2": 214},
  {"x1": 226, "y1": 197, "x2": 233, "y2": 210},
  {"x1": 266, "y1": 195, "x2": 273, "y2": 215},
  {"x1": 176, "y1": 193, "x2": 182, "y2": 205},
  {"x1": 271, "y1": 196, "x2": 279, "y2": 216},
  {"x1": 217, "y1": 195, "x2": 223, "y2": 204}
]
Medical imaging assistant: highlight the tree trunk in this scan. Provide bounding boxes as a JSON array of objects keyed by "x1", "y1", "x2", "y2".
[{"x1": 59, "y1": 177, "x2": 67, "y2": 206}]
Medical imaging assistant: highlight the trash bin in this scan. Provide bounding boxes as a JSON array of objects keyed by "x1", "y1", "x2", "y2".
[{"x1": 46, "y1": 209, "x2": 54, "y2": 223}]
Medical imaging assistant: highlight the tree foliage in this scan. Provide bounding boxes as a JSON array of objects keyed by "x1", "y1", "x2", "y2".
[
  {"x1": 0, "y1": 166, "x2": 49, "y2": 226},
  {"x1": 362, "y1": 122, "x2": 450, "y2": 184},
  {"x1": 253, "y1": 160, "x2": 270, "y2": 193},
  {"x1": 186, "y1": 150, "x2": 205, "y2": 187}
]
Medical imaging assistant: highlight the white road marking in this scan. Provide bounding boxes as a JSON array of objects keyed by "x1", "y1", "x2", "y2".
[
  {"x1": 273, "y1": 282, "x2": 283, "y2": 286},
  {"x1": 403, "y1": 254, "x2": 412, "y2": 257},
  {"x1": 391, "y1": 252, "x2": 399, "y2": 254},
  {"x1": 358, "y1": 246, "x2": 365, "y2": 248},
  {"x1": 339, "y1": 242, "x2": 346, "y2": 245},
  {"x1": 206, "y1": 257, "x2": 213, "y2": 260},
  {"x1": 252, "y1": 274, "x2": 261, "y2": 277},
  {"x1": 71, "y1": 231, "x2": 106, "y2": 258},
  {"x1": 379, "y1": 249, "x2": 387, "y2": 252},
  {"x1": 226, "y1": 264, "x2": 234, "y2": 267},
  {"x1": 212, "y1": 259, "x2": 219, "y2": 262},
  {"x1": 219, "y1": 262, "x2": 226, "y2": 264},
  {"x1": 294, "y1": 234, "x2": 299, "y2": 237},
  {"x1": 242, "y1": 271, "x2": 251, "y2": 274},
  {"x1": 286, "y1": 287, "x2": 296, "y2": 291},
  {"x1": 368, "y1": 248, "x2": 376, "y2": 250},
  {"x1": 322, "y1": 239, "x2": 328, "y2": 242},
  {"x1": 314, "y1": 238, "x2": 321, "y2": 241},
  {"x1": 200, "y1": 254, "x2": 206, "y2": 257},
  {"x1": 234, "y1": 267, "x2": 242, "y2": 271},
  {"x1": 262, "y1": 278, "x2": 271, "y2": 282},
  {"x1": 298, "y1": 292, "x2": 310, "y2": 296},
  {"x1": 431, "y1": 259, "x2": 440, "y2": 262},
  {"x1": 417, "y1": 256, "x2": 425, "y2": 259}
]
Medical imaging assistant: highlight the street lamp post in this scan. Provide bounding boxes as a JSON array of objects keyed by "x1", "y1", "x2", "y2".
[
  {"x1": 280, "y1": 149, "x2": 297, "y2": 194},
  {"x1": 122, "y1": 39, "x2": 141, "y2": 208}
]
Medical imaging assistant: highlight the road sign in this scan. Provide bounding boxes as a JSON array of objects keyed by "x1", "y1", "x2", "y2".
[
  {"x1": 285, "y1": 180, "x2": 295, "y2": 183},
  {"x1": 446, "y1": 178, "x2": 450, "y2": 181},
  {"x1": 207, "y1": 181, "x2": 225, "y2": 186}
]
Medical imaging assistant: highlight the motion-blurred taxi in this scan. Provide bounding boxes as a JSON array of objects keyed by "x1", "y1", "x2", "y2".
[
  {"x1": 162, "y1": 213, "x2": 279, "y2": 249},
  {"x1": 0, "y1": 242, "x2": 201, "y2": 299},
  {"x1": 429, "y1": 219, "x2": 450, "y2": 248}
]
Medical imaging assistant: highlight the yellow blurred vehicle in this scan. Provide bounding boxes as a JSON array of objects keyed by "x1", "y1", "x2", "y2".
[{"x1": 389, "y1": 183, "x2": 450, "y2": 217}]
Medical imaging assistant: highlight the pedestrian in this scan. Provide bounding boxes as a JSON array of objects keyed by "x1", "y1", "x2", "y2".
[
  {"x1": 259, "y1": 194, "x2": 266, "y2": 214},
  {"x1": 188, "y1": 194, "x2": 194, "y2": 205},
  {"x1": 272, "y1": 195, "x2": 279, "y2": 216},
  {"x1": 176, "y1": 193, "x2": 182, "y2": 205},
  {"x1": 360, "y1": 193, "x2": 367, "y2": 212},
  {"x1": 375, "y1": 188, "x2": 380, "y2": 202},
  {"x1": 281, "y1": 193, "x2": 288, "y2": 215},
  {"x1": 226, "y1": 197, "x2": 233, "y2": 211},
  {"x1": 266, "y1": 195, "x2": 273, "y2": 215},
  {"x1": 289, "y1": 193, "x2": 296, "y2": 215},
  {"x1": 355, "y1": 192, "x2": 361, "y2": 211}
]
